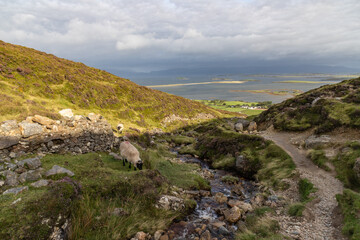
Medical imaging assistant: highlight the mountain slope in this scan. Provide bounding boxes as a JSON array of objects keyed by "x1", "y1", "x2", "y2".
[
  {"x1": 0, "y1": 40, "x2": 230, "y2": 131},
  {"x1": 255, "y1": 77, "x2": 360, "y2": 133}
]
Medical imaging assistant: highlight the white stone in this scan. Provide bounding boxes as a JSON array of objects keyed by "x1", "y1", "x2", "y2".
[{"x1": 59, "y1": 109, "x2": 74, "y2": 119}]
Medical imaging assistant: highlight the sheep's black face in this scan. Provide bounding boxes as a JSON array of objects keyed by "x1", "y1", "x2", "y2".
[{"x1": 136, "y1": 160, "x2": 143, "y2": 170}]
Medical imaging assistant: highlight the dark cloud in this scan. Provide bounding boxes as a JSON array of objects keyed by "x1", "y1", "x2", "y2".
[{"x1": 1, "y1": 0, "x2": 359, "y2": 72}]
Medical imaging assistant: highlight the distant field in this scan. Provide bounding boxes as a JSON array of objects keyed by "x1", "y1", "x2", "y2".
[
  {"x1": 229, "y1": 89, "x2": 303, "y2": 97},
  {"x1": 273, "y1": 80, "x2": 336, "y2": 84},
  {"x1": 197, "y1": 100, "x2": 268, "y2": 116}
]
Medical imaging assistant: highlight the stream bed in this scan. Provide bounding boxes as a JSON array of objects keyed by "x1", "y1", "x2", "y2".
[{"x1": 163, "y1": 150, "x2": 258, "y2": 240}]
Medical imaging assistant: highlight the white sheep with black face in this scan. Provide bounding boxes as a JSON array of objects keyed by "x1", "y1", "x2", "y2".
[
  {"x1": 117, "y1": 123, "x2": 124, "y2": 133},
  {"x1": 120, "y1": 141, "x2": 143, "y2": 170}
]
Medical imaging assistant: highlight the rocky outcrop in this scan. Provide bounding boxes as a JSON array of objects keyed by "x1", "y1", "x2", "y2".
[
  {"x1": 234, "y1": 119, "x2": 257, "y2": 133},
  {"x1": 305, "y1": 135, "x2": 331, "y2": 149},
  {"x1": 0, "y1": 110, "x2": 115, "y2": 161}
]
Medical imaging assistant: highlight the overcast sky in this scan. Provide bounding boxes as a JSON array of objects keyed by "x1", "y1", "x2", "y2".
[{"x1": 1, "y1": 0, "x2": 360, "y2": 73}]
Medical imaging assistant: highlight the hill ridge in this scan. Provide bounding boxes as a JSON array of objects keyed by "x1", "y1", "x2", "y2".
[{"x1": 0, "y1": 40, "x2": 232, "y2": 132}]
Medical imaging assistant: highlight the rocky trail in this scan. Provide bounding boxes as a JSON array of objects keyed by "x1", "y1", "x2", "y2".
[{"x1": 261, "y1": 128, "x2": 345, "y2": 240}]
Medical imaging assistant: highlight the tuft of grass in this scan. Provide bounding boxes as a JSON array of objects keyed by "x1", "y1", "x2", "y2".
[
  {"x1": 307, "y1": 149, "x2": 330, "y2": 171},
  {"x1": 299, "y1": 178, "x2": 316, "y2": 202},
  {"x1": 236, "y1": 208, "x2": 283, "y2": 240},
  {"x1": 288, "y1": 203, "x2": 306, "y2": 217},
  {"x1": 221, "y1": 175, "x2": 240, "y2": 184},
  {"x1": 178, "y1": 143, "x2": 200, "y2": 156},
  {"x1": 336, "y1": 189, "x2": 360, "y2": 240}
]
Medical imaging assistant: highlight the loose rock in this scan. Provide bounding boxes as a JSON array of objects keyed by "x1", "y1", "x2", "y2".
[
  {"x1": 3, "y1": 186, "x2": 29, "y2": 195},
  {"x1": 45, "y1": 165, "x2": 75, "y2": 177},
  {"x1": 31, "y1": 179, "x2": 49, "y2": 188}
]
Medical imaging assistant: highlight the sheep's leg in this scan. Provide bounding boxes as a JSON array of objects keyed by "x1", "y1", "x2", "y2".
[
  {"x1": 123, "y1": 158, "x2": 125, "y2": 166},
  {"x1": 129, "y1": 162, "x2": 131, "y2": 169},
  {"x1": 134, "y1": 166, "x2": 137, "y2": 171},
  {"x1": 125, "y1": 159, "x2": 128, "y2": 163}
]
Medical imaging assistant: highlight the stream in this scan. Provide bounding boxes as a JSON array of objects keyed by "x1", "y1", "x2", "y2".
[{"x1": 164, "y1": 149, "x2": 258, "y2": 240}]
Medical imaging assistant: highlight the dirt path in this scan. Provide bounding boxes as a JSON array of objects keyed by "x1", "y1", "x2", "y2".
[{"x1": 260, "y1": 128, "x2": 345, "y2": 240}]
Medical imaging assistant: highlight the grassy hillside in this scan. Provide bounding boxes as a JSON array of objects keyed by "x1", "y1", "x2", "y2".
[
  {"x1": 0, "y1": 40, "x2": 231, "y2": 131},
  {"x1": 255, "y1": 77, "x2": 360, "y2": 133}
]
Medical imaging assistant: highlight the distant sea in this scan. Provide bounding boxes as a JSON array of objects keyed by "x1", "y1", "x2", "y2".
[{"x1": 129, "y1": 73, "x2": 356, "y2": 103}]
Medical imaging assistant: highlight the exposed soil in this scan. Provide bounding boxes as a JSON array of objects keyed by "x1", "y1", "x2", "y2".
[{"x1": 260, "y1": 127, "x2": 346, "y2": 240}]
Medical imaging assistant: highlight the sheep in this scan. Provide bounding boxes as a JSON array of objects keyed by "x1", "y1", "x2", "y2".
[
  {"x1": 120, "y1": 141, "x2": 143, "y2": 170},
  {"x1": 117, "y1": 123, "x2": 124, "y2": 133}
]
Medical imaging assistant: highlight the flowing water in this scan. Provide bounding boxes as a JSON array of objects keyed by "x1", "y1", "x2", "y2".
[{"x1": 166, "y1": 150, "x2": 258, "y2": 240}]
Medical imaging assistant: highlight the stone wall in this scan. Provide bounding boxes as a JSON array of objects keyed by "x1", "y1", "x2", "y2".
[{"x1": 0, "y1": 110, "x2": 117, "y2": 162}]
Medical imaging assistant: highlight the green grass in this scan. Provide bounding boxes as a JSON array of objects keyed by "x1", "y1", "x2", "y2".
[
  {"x1": 197, "y1": 99, "x2": 268, "y2": 116},
  {"x1": 183, "y1": 119, "x2": 296, "y2": 189},
  {"x1": 0, "y1": 141, "x2": 210, "y2": 239},
  {"x1": 336, "y1": 189, "x2": 360, "y2": 240},
  {"x1": 288, "y1": 203, "x2": 306, "y2": 217},
  {"x1": 221, "y1": 175, "x2": 240, "y2": 184},
  {"x1": 299, "y1": 178, "x2": 316, "y2": 202},
  {"x1": 256, "y1": 77, "x2": 360, "y2": 132},
  {"x1": 332, "y1": 141, "x2": 360, "y2": 191},
  {"x1": 236, "y1": 207, "x2": 283, "y2": 240},
  {"x1": 0, "y1": 40, "x2": 231, "y2": 132},
  {"x1": 307, "y1": 149, "x2": 330, "y2": 171},
  {"x1": 287, "y1": 178, "x2": 316, "y2": 217}
]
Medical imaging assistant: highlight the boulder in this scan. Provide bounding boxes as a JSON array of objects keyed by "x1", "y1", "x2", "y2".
[
  {"x1": 236, "y1": 119, "x2": 250, "y2": 128},
  {"x1": 33, "y1": 115, "x2": 55, "y2": 126},
  {"x1": 19, "y1": 121, "x2": 43, "y2": 137},
  {"x1": 0, "y1": 136, "x2": 21, "y2": 150},
  {"x1": 156, "y1": 195, "x2": 185, "y2": 211},
  {"x1": 353, "y1": 158, "x2": 360, "y2": 180},
  {"x1": 214, "y1": 192, "x2": 228, "y2": 204},
  {"x1": 87, "y1": 113, "x2": 102, "y2": 122},
  {"x1": 0, "y1": 120, "x2": 18, "y2": 132},
  {"x1": 6, "y1": 163, "x2": 17, "y2": 171},
  {"x1": 45, "y1": 165, "x2": 75, "y2": 177},
  {"x1": 73, "y1": 115, "x2": 85, "y2": 121},
  {"x1": 131, "y1": 231, "x2": 151, "y2": 240},
  {"x1": 31, "y1": 179, "x2": 49, "y2": 188},
  {"x1": 228, "y1": 200, "x2": 253, "y2": 212},
  {"x1": 17, "y1": 157, "x2": 42, "y2": 170},
  {"x1": 18, "y1": 169, "x2": 42, "y2": 183},
  {"x1": 235, "y1": 155, "x2": 258, "y2": 178},
  {"x1": 200, "y1": 230, "x2": 211, "y2": 240},
  {"x1": 223, "y1": 206, "x2": 242, "y2": 223},
  {"x1": 305, "y1": 135, "x2": 331, "y2": 149},
  {"x1": 154, "y1": 230, "x2": 165, "y2": 240},
  {"x1": 235, "y1": 123, "x2": 243, "y2": 132},
  {"x1": 3, "y1": 186, "x2": 29, "y2": 195},
  {"x1": 4, "y1": 171, "x2": 19, "y2": 186},
  {"x1": 59, "y1": 109, "x2": 74, "y2": 119},
  {"x1": 248, "y1": 121, "x2": 257, "y2": 131},
  {"x1": 218, "y1": 226, "x2": 231, "y2": 235}
]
